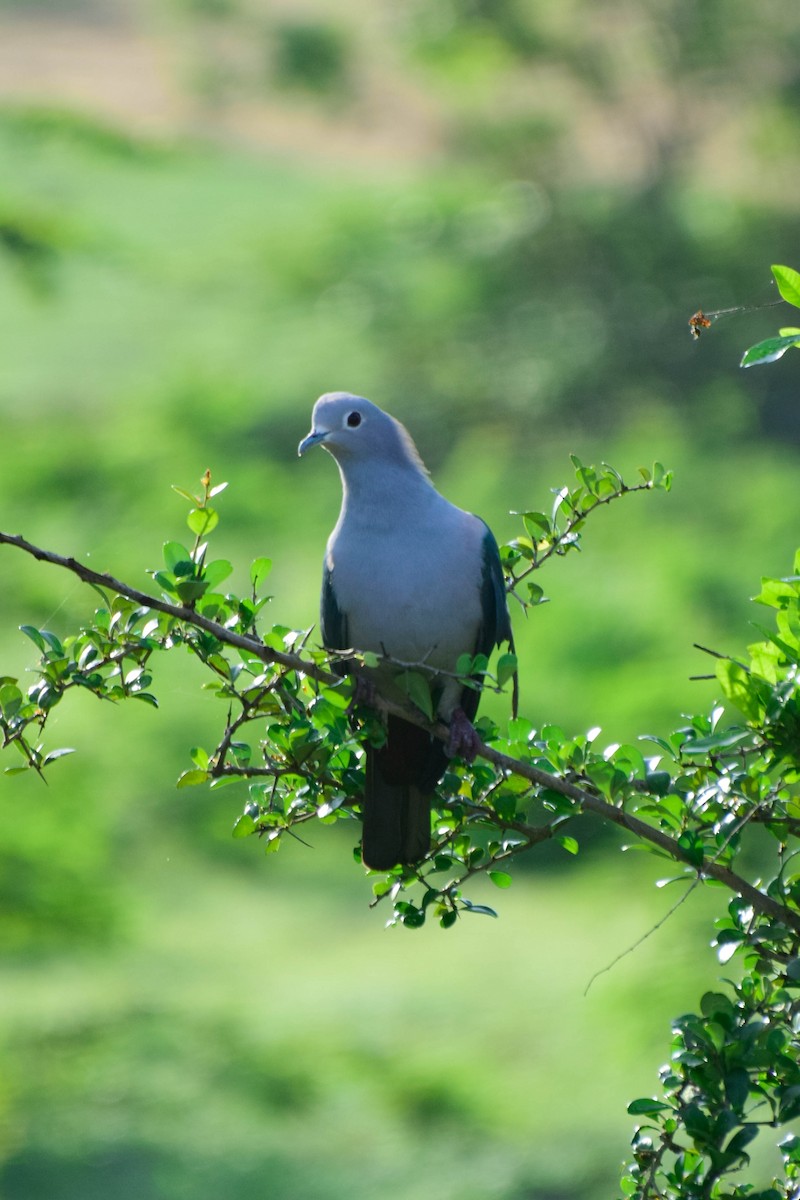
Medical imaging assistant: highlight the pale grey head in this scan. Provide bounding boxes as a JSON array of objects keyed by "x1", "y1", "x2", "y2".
[{"x1": 298, "y1": 392, "x2": 428, "y2": 475}]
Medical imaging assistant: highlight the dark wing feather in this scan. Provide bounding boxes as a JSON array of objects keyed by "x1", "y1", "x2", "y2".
[
  {"x1": 476, "y1": 523, "x2": 513, "y2": 655},
  {"x1": 321, "y1": 565, "x2": 348, "y2": 651},
  {"x1": 460, "y1": 523, "x2": 515, "y2": 721}
]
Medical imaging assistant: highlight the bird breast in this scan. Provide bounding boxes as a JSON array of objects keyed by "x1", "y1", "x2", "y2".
[{"x1": 327, "y1": 505, "x2": 484, "y2": 672}]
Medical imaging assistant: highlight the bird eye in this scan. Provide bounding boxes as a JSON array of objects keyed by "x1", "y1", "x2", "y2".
[{"x1": 346, "y1": 411, "x2": 362, "y2": 428}]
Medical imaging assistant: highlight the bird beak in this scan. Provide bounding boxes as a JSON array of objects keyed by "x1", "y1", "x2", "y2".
[{"x1": 297, "y1": 428, "x2": 328, "y2": 456}]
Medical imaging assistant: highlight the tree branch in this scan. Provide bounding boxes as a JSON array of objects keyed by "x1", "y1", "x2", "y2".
[
  {"x1": 2, "y1": 526, "x2": 798, "y2": 937},
  {"x1": 0, "y1": 530, "x2": 340, "y2": 686}
]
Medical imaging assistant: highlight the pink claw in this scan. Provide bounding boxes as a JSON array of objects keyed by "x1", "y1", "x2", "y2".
[{"x1": 446, "y1": 707, "x2": 481, "y2": 762}]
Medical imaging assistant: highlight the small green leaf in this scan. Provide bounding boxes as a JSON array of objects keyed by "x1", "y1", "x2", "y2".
[
  {"x1": 175, "y1": 579, "x2": 209, "y2": 603},
  {"x1": 232, "y1": 813, "x2": 256, "y2": 838},
  {"x1": 42, "y1": 747, "x2": 75, "y2": 765},
  {"x1": 460, "y1": 900, "x2": 498, "y2": 918},
  {"x1": 627, "y1": 1098, "x2": 671, "y2": 1116},
  {"x1": 456, "y1": 653, "x2": 474, "y2": 676},
  {"x1": 177, "y1": 768, "x2": 209, "y2": 788},
  {"x1": 488, "y1": 870, "x2": 512, "y2": 888},
  {"x1": 40, "y1": 630, "x2": 64, "y2": 656},
  {"x1": 401, "y1": 671, "x2": 434, "y2": 721},
  {"x1": 526, "y1": 580, "x2": 545, "y2": 605},
  {"x1": 163, "y1": 541, "x2": 192, "y2": 572},
  {"x1": 557, "y1": 835, "x2": 579, "y2": 855},
  {"x1": 19, "y1": 625, "x2": 46, "y2": 652},
  {"x1": 740, "y1": 334, "x2": 800, "y2": 368},
  {"x1": 682, "y1": 728, "x2": 749, "y2": 754},
  {"x1": 0, "y1": 683, "x2": 23, "y2": 718},
  {"x1": 250, "y1": 556, "x2": 272, "y2": 590},
  {"x1": 203, "y1": 559, "x2": 233, "y2": 589},
  {"x1": 523, "y1": 512, "x2": 550, "y2": 538},
  {"x1": 772, "y1": 264, "x2": 800, "y2": 308},
  {"x1": 187, "y1": 507, "x2": 219, "y2": 536},
  {"x1": 496, "y1": 653, "x2": 517, "y2": 689},
  {"x1": 511, "y1": 509, "x2": 550, "y2": 533},
  {"x1": 172, "y1": 484, "x2": 198, "y2": 503}
]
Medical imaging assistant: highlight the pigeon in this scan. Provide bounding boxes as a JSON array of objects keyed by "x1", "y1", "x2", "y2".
[{"x1": 298, "y1": 392, "x2": 514, "y2": 870}]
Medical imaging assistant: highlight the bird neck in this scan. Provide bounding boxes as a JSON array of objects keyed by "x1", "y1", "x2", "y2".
[{"x1": 336, "y1": 457, "x2": 436, "y2": 523}]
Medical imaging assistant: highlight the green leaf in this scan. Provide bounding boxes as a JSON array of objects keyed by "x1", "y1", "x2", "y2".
[
  {"x1": 512, "y1": 509, "x2": 550, "y2": 533},
  {"x1": 488, "y1": 870, "x2": 512, "y2": 888},
  {"x1": 682, "y1": 728, "x2": 749, "y2": 754},
  {"x1": 187, "y1": 506, "x2": 219, "y2": 536},
  {"x1": 163, "y1": 541, "x2": 192, "y2": 572},
  {"x1": 232, "y1": 813, "x2": 256, "y2": 838},
  {"x1": 153, "y1": 571, "x2": 179, "y2": 597},
  {"x1": 772, "y1": 264, "x2": 800, "y2": 308},
  {"x1": 627, "y1": 1098, "x2": 671, "y2": 1115},
  {"x1": 172, "y1": 484, "x2": 198, "y2": 503},
  {"x1": 250, "y1": 557, "x2": 272, "y2": 590},
  {"x1": 203, "y1": 559, "x2": 233, "y2": 590},
  {"x1": 175, "y1": 579, "x2": 209, "y2": 603},
  {"x1": 176, "y1": 768, "x2": 209, "y2": 788},
  {"x1": 612, "y1": 744, "x2": 647, "y2": 778},
  {"x1": 651, "y1": 462, "x2": 673, "y2": 492},
  {"x1": 496, "y1": 653, "x2": 517, "y2": 689},
  {"x1": 401, "y1": 671, "x2": 434, "y2": 721},
  {"x1": 460, "y1": 900, "x2": 498, "y2": 918},
  {"x1": 523, "y1": 512, "x2": 550, "y2": 539},
  {"x1": 19, "y1": 624, "x2": 46, "y2": 652},
  {"x1": 740, "y1": 334, "x2": 800, "y2": 368},
  {"x1": 40, "y1": 630, "x2": 64, "y2": 656},
  {"x1": 716, "y1": 660, "x2": 765, "y2": 722},
  {"x1": 526, "y1": 580, "x2": 545, "y2": 606},
  {"x1": 557, "y1": 835, "x2": 579, "y2": 855},
  {"x1": 42, "y1": 747, "x2": 75, "y2": 765},
  {"x1": 753, "y1": 575, "x2": 798, "y2": 609},
  {"x1": 0, "y1": 683, "x2": 23, "y2": 718}
]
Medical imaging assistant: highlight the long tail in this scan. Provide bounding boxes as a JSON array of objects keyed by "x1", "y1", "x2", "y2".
[{"x1": 360, "y1": 716, "x2": 444, "y2": 870}]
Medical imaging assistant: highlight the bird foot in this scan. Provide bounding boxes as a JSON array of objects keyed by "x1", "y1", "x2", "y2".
[
  {"x1": 348, "y1": 670, "x2": 378, "y2": 714},
  {"x1": 446, "y1": 708, "x2": 481, "y2": 763}
]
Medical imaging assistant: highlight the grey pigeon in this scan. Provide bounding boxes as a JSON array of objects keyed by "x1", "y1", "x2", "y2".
[{"x1": 298, "y1": 392, "x2": 514, "y2": 870}]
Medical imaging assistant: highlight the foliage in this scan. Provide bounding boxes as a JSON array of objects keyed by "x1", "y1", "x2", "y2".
[
  {"x1": 741, "y1": 266, "x2": 800, "y2": 368},
  {"x1": 1, "y1": 460, "x2": 798, "y2": 1198},
  {"x1": 621, "y1": 563, "x2": 800, "y2": 1200}
]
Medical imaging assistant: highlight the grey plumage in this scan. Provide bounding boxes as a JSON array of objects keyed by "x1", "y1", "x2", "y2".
[{"x1": 299, "y1": 392, "x2": 513, "y2": 870}]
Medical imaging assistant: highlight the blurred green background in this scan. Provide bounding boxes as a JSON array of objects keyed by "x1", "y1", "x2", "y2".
[{"x1": 1, "y1": 1, "x2": 799, "y2": 1196}]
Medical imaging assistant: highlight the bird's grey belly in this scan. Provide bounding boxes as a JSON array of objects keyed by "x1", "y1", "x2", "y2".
[{"x1": 333, "y1": 553, "x2": 481, "y2": 671}]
